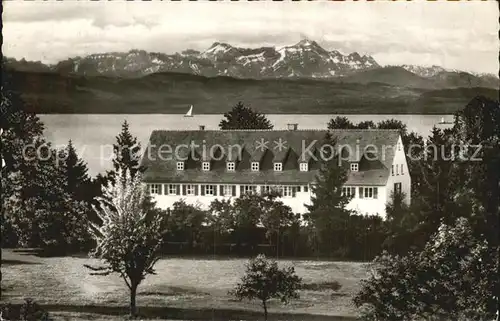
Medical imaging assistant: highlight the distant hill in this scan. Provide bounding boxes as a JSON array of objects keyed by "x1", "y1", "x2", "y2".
[
  {"x1": 340, "y1": 66, "x2": 499, "y2": 89},
  {"x1": 6, "y1": 68, "x2": 498, "y2": 114},
  {"x1": 341, "y1": 67, "x2": 432, "y2": 88}
]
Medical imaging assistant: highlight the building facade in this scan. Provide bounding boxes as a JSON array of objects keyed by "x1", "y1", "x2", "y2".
[{"x1": 141, "y1": 126, "x2": 411, "y2": 219}]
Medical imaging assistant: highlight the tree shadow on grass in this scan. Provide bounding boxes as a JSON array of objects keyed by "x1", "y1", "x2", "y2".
[
  {"x1": 1, "y1": 259, "x2": 42, "y2": 266},
  {"x1": 10, "y1": 304, "x2": 357, "y2": 321},
  {"x1": 141, "y1": 286, "x2": 210, "y2": 297},
  {"x1": 11, "y1": 248, "x2": 90, "y2": 258},
  {"x1": 301, "y1": 281, "x2": 342, "y2": 292}
]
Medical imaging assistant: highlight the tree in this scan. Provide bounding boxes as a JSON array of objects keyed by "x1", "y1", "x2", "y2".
[
  {"x1": 377, "y1": 119, "x2": 408, "y2": 136},
  {"x1": 112, "y1": 120, "x2": 144, "y2": 179},
  {"x1": 382, "y1": 191, "x2": 420, "y2": 255},
  {"x1": 305, "y1": 138, "x2": 353, "y2": 257},
  {"x1": 219, "y1": 102, "x2": 273, "y2": 130},
  {"x1": 453, "y1": 96, "x2": 500, "y2": 317},
  {"x1": 230, "y1": 192, "x2": 266, "y2": 252},
  {"x1": 63, "y1": 140, "x2": 92, "y2": 202},
  {"x1": 258, "y1": 192, "x2": 297, "y2": 258},
  {"x1": 354, "y1": 217, "x2": 498, "y2": 321},
  {"x1": 327, "y1": 116, "x2": 356, "y2": 129},
  {"x1": 166, "y1": 200, "x2": 208, "y2": 249},
  {"x1": 1, "y1": 67, "x2": 45, "y2": 247},
  {"x1": 85, "y1": 169, "x2": 167, "y2": 317},
  {"x1": 356, "y1": 120, "x2": 376, "y2": 129},
  {"x1": 1, "y1": 68, "x2": 90, "y2": 252},
  {"x1": 209, "y1": 198, "x2": 236, "y2": 253},
  {"x1": 4, "y1": 146, "x2": 91, "y2": 251},
  {"x1": 231, "y1": 254, "x2": 302, "y2": 321}
]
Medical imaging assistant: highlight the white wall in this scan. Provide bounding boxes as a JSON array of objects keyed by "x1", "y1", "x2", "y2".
[
  {"x1": 345, "y1": 186, "x2": 388, "y2": 219},
  {"x1": 151, "y1": 184, "x2": 313, "y2": 214},
  {"x1": 386, "y1": 135, "x2": 412, "y2": 205},
  {"x1": 150, "y1": 183, "x2": 388, "y2": 217}
]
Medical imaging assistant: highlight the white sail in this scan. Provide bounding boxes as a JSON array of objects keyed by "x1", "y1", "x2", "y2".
[{"x1": 185, "y1": 105, "x2": 193, "y2": 117}]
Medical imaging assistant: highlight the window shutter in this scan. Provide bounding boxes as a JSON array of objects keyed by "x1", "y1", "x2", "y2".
[
  {"x1": 351, "y1": 187, "x2": 356, "y2": 197},
  {"x1": 182, "y1": 185, "x2": 186, "y2": 195},
  {"x1": 194, "y1": 185, "x2": 199, "y2": 196},
  {"x1": 176, "y1": 185, "x2": 180, "y2": 195},
  {"x1": 373, "y1": 187, "x2": 378, "y2": 199},
  {"x1": 213, "y1": 185, "x2": 217, "y2": 196},
  {"x1": 220, "y1": 185, "x2": 224, "y2": 196},
  {"x1": 201, "y1": 185, "x2": 205, "y2": 196},
  {"x1": 292, "y1": 186, "x2": 297, "y2": 197},
  {"x1": 359, "y1": 187, "x2": 364, "y2": 199},
  {"x1": 240, "y1": 185, "x2": 244, "y2": 195},
  {"x1": 232, "y1": 185, "x2": 237, "y2": 197}
]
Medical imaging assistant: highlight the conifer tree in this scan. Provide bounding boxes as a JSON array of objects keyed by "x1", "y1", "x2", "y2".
[
  {"x1": 63, "y1": 140, "x2": 92, "y2": 202},
  {"x1": 112, "y1": 120, "x2": 144, "y2": 179},
  {"x1": 1, "y1": 68, "x2": 90, "y2": 251},
  {"x1": 305, "y1": 137, "x2": 353, "y2": 256}
]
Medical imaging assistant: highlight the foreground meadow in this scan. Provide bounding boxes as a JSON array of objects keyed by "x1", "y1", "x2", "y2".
[{"x1": 1, "y1": 249, "x2": 368, "y2": 320}]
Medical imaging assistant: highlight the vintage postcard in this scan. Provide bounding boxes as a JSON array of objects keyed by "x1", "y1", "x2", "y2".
[{"x1": 2, "y1": 1, "x2": 499, "y2": 320}]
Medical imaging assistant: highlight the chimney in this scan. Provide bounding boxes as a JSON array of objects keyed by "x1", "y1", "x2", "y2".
[
  {"x1": 287, "y1": 123, "x2": 298, "y2": 131},
  {"x1": 199, "y1": 125, "x2": 205, "y2": 131}
]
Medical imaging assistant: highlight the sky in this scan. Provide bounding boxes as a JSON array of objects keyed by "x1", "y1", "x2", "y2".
[{"x1": 3, "y1": 1, "x2": 499, "y2": 74}]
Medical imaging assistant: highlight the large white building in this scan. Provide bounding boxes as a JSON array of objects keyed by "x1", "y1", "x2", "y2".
[{"x1": 141, "y1": 126, "x2": 410, "y2": 219}]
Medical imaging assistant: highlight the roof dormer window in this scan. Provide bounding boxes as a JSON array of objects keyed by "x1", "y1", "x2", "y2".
[
  {"x1": 226, "y1": 161, "x2": 235, "y2": 172},
  {"x1": 251, "y1": 162, "x2": 260, "y2": 172},
  {"x1": 202, "y1": 161, "x2": 210, "y2": 171},
  {"x1": 350, "y1": 163, "x2": 359, "y2": 172},
  {"x1": 274, "y1": 163, "x2": 283, "y2": 172},
  {"x1": 299, "y1": 162, "x2": 308, "y2": 172},
  {"x1": 177, "y1": 161, "x2": 185, "y2": 171}
]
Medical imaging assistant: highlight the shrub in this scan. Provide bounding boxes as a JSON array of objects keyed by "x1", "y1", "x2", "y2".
[
  {"x1": 0, "y1": 298, "x2": 52, "y2": 321},
  {"x1": 230, "y1": 254, "x2": 302, "y2": 320},
  {"x1": 354, "y1": 217, "x2": 498, "y2": 321}
]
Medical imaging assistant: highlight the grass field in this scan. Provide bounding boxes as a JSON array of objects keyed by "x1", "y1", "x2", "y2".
[{"x1": 1, "y1": 249, "x2": 368, "y2": 320}]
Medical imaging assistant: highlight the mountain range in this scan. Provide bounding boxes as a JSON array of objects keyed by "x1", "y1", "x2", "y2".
[
  {"x1": 5, "y1": 39, "x2": 498, "y2": 89},
  {"x1": 3, "y1": 39, "x2": 498, "y2": 114}
]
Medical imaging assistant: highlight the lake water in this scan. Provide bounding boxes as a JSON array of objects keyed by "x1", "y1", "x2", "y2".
[{"x1": 39, "y1": 114, "x2": 453, "y2": 177}]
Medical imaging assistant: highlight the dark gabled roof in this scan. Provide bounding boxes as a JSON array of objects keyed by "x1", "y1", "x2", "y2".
[
  {"x1": 328, "y1": 129, "x2": 399, "y2": 169},
  {"x1": 345, "y1": 169, "x2": 390, "y2": 186},
  {"x1": 273, "y1": 147, "x2": 290, "y2": 163},
  {"x1": 141, "y1": 129, "x2": 400, "y2": 186}
]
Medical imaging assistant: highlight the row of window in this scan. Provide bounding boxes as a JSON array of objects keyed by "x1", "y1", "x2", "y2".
[
  {"x1": 391, "y1": 164, "x2": 405, "y2": 176},
  {"x1": 176, "y1": 161, "x2": 309, "y2": 172},
  {"x1": 149, "y1": 184, "x2": 310, "y2": 198},
  {"x1": 341, "y1": 186, "x2": 379, "y2": 199}
]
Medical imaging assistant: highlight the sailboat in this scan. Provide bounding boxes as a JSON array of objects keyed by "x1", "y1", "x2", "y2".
[
  {"x1": 438, "y1": 117, "x2": 453, "y2": 125},
  {"x1": 184, "y1": 105, "x2": 193, "y2": 117}
]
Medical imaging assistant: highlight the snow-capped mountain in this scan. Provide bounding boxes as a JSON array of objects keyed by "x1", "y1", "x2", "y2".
[
  {"x1": 49, "y1": 39, "x2": 380, "y2": 79},
  {"x1": 400, "y1": 64, "x2": 448, "y2": 78}
]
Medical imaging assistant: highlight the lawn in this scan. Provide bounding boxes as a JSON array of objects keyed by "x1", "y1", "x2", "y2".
[{"x1": 1, "y1": 249, "x2": 369, "y2": 320}]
